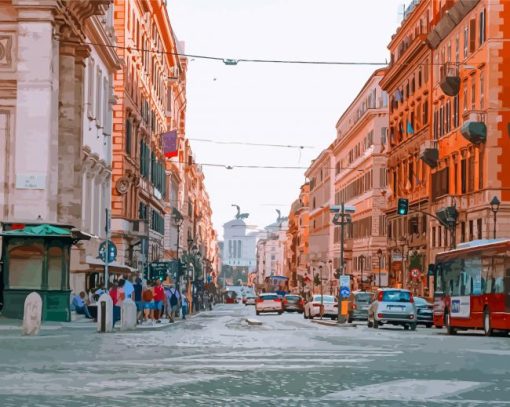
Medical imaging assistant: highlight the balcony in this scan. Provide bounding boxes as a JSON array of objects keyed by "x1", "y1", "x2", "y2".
[
  {"x1": 130, "y1": 219, "x2": 147, "y2": 236},
  {"x1": 439, "y1": 63, "x2": 460, "y2": 96},
  {"x1": 419, "y1": 140, "x2": 439, "y2": 168},
  {"x1": 461, "y1": 110, "x2": 487, "y2": 145}
]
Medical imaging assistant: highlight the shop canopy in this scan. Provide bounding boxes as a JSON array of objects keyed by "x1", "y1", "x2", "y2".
[{"x1": 1, "y1": 223, "x2": 90, "y2": 241}]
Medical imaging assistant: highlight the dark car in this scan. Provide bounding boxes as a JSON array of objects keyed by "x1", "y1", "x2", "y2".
[
  {"x1": 283, "y1": 294, "x2": 304, "y2": 313},
  {"x1": 347, "y1": 291, "x2": 372, "y2": 323},
  {"x1": 414, "y1": 296, "x2": 433, "y2": 328}
]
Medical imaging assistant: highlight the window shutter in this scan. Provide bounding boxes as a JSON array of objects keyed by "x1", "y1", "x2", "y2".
[{"x1": 469, "y1": 18, "x2": 476, "y2": 52}]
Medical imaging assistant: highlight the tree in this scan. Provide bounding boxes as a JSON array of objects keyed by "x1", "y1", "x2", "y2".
[{"x1": 313, "y1": 273, "x2": 321, "y2": 287}]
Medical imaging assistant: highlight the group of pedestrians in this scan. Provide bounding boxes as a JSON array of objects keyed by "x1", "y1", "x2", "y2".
[{"x1": 72, "y1": 274, "x2": 191, "y2": 326}]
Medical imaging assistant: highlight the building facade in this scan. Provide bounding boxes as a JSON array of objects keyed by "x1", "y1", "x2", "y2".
[
  {"x1": 332, "y1": 68, "x2": 389, "y2": 291},
  {"x1": 222, "y1": 217, "x2": 257, "y2": 273},
  {"x1": 380, "y1": 0, "x2": 435, "y2": 294},
  {"x1": 111, "y1": 0, "x2": 185, "y2": 275}
]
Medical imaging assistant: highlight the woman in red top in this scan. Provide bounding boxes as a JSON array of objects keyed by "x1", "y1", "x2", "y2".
[
  {"x1": 153, "y1": 279, "x2": 165, "y2": 323},
  {"x1": 109, "y1": 281, "x2": 118, "y2": 306}
]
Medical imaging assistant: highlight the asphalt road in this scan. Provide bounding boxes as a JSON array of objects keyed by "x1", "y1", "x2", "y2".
[{"x1": 0, "y1": 304, "x2": 510, "y2": 406}]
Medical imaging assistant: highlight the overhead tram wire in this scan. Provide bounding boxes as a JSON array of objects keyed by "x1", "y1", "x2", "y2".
[
  {"x1": 58, "y1": 38, "x2": 392, "y2": 67},
  {"x1": 188, "y1": 138, "x2": 314, "y2": 150},
  {"x1": 178, "y1": 161, "x2": 364, "y2": 172}
]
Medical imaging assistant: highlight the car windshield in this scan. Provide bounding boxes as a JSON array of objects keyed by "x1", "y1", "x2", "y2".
[
  {"x1": 260, "y1": 294, "x2": 279, "y2": 300},
  {"x1": 285, "y1": 295, "x2": 300, "y2": 301},
  {"x1": 313, "y1": 295, "x2": 335, "y2": 303},
  {"x1": 355, "y1": 293, "x2": 372, "y2": 303},
  {"x1": 381, "y1": 290, "x2": 412, "y2": 302},
  {"x1": 414, "y1": 297, "x2": 428, "y2": 305}
]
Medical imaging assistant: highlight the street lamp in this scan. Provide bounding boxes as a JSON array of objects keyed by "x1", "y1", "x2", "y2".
[
  {"x1": 358, "y1": 255, "x2": 365, "y2": 291},
  {"x1": 319, "y1": 264, "x2": 323, "y2": 319},
  {"x1": 399, "y1": 236, "x2": 407, "y2": 289},
  {"x1": 328, "y1": 260, "x2": 333, "y2": 295},
  {"x1": 490, "y1": 196, "x2": 501, "y2": 239},
  {"x1": 172, "y1": 209, "x2": 184, "y2": 288},
  {"x1": 377, "y1": 249, "x2": 383, "y2": 288}
]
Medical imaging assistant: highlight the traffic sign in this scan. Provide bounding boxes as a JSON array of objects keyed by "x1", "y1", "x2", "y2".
[
  {"x1": 340, "y1": 286, "x2": 351, "y2": 298},
  {"x1": 98, "y1": 240, "x2": 117, "y2": 264},
  {"x1": 339, "y1": 275, "x2": 350, "y2": 288}
]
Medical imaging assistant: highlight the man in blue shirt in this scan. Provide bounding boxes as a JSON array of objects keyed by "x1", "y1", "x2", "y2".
[
  {"x1": 121, "y1": 276, "x2": 135, "y2": 300},
  {"x1": 72, "y1": 292, "x2": 92, "y2": 319}
]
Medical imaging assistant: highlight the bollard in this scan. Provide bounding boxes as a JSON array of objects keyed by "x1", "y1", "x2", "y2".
[{"x1": 100, "y1": 301, "x2": 106, "y2": 333}]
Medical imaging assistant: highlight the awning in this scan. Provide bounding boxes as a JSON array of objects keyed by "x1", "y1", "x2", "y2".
[{"x1": 71, "y1": 256, "x2": 138, "y2": 274}]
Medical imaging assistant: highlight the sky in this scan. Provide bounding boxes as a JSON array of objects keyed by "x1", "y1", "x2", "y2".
[{"x1": 167, "y1": 0, "x2": 409, "y2": 239}]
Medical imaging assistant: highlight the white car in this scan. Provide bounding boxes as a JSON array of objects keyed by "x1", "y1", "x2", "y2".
[
  {"x1": 255, "y1": 293, "x2": 283, "y2": 315},
  {"x1": 304, "y1": 295, "x2": 338, "y2": 320},
  {"x1": 245, "y1": 295, "x2": 256, "y2": 305},
  {"x1": 368, "y1": 288, "x2": 417, "y2": 330}
]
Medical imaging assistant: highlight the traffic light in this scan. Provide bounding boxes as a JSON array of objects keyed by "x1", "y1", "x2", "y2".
[{"x1": 397, "y1": 198, "x2": 409, "y2": 216}]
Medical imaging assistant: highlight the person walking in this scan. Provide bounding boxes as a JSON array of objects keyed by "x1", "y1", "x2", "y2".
[
  {"x1": 167, "y1": 285, "x2": 180, "y2": 322},
  {"x1": 181, "y1": 293, "x2": 189, "y2": 320},
  {"x1": 133, "y1": 278, "x2": 144, "y2": 324},
  {"x1": 153, "y1": 279, "x2": 165, "y2": 323},
  {"x1": 142, "y1": 282, "x2": 154, "y2": 324}
]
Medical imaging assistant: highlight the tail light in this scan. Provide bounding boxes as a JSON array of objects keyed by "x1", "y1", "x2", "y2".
[
  {"x1": 409, "y1": 294, "x2": 414, "y2": 303},
  {"x1": 299, "y1": 299, "x2": 304, "y2": 305},
  {"x1": 256, "y1": 298, "x2": 263, "y2": 303},
  {"x1": 312, "y1": 302, "x2": 322, "y2": 307},
  {"x1": 409, "y1": 315, "x2": 415, "y2": 319},
  {"x1": 378, "y1": 291, "x2": 384, "y2": 301},
  {"x1": 274, "y1": 298, "x2": 281, "y2": 302},
  {"x1": 377, "y1": 313, "x2": 383, "y2": 318},
  {"x1": 352, "y1": 304, "x2": 357, "y2": 310},
  {"x1": 283, "y1": 299, "x2": 288, "y2": 304}
]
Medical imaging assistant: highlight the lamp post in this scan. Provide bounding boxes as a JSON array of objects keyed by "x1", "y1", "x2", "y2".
[
  {"x1": 328, "y1": 260, "x2": 333, "y2": 295},
  {"x1": 377, "y1": 249, "x2": 383, "y2": 288},
  {"x1": 399, "y1": 237, "x2": 407, "y2": 289},
  {"x1": 490, "y1": 196, "x2": 501, "y2": 239},
  {"x1": 319, "y1": 264, "x2": 323, "y2": 319},
  {"x1": 172, "y1": 211, "x2": 184, "y2": 288},
  {"x1": 358, "y1": 255, "x2": 365, "y2": 291}
]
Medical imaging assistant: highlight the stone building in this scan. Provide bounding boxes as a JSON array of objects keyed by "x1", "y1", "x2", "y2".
[
  {"x1": 110, "y1": 0, "x2": 186, "y2": 275},
  {"x1": 332, "y1": 68, "x2": 389, "y2": 290},
  {"x1": 0, "y1": 0, "x2": 118, "y2": 297}
]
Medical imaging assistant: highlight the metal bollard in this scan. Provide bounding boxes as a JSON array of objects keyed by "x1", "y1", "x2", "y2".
[{"x1": 100, "y1": 301, "x2": 106, "y2": 333}]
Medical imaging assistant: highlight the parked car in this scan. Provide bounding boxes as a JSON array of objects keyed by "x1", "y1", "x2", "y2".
[
  {"x1": 283, "y1": 295, "x2": 304, "y2": 313},
  {"x1": 304, "y1": 295, "x2": 338, "y2": 320},
  {"x1": 245, "y1": 295, "x2": 257, "y2": 306},
  {"x1": 347, "y1": 291, "x2": 372, "y2": 323},
  {"x1": 255, "y1": 293, "x2": 283, "y2": 315},
  {"x1": 414, "y1": 296, "x2": 433, "y2": 328},
  {"x1": 368, "y1": 288, "x2": 417, "y2": 330}
]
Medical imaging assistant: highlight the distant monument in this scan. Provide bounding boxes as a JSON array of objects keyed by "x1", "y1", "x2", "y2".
[
  {"x1": 276, "y1": 209, "x2": 288, "y2": 224},
  {"x1": 232, "y1": 204, "x2": 249, "y2": 220}
]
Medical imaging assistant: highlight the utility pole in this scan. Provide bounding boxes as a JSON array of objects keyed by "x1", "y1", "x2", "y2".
[{"x1": 105, "y1": 209, "x2": 110, "y2": 290}]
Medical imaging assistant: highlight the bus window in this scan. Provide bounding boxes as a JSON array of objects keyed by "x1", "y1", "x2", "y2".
[
  {"x1": 494, "y1": 256, "x2": 505, "y2": 294},
  {"x1": 435, "y1": 264, "x2": 444, "y2": 293}
]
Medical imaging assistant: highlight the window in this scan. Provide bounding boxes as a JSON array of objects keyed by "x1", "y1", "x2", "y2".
[
  {"x1": 423, "y1": 100, "x2": 428, "y2": 125},
  {"x1": 8, "y1": 241, "x2": 44, "y2": 289},
  {"x1": 478, "y1": 148, "x2": 484, "y2": 189},
  {"x1": 461, "y1": 158, "x2": 467, "y2": 194},
  {"x1": 469, "y1": 220, "x2": 474, "y2": 241},
  {"x1": 47, "y1": 245, "x2": 64, "y2": 290},
  {"x1": 480, "y1": 72, "x2": 485, "y2": 109},
  {"x1": 455, "y1": 34, "x2": 460, "y2": 63},
  {"x1": 103, "y1": 77, "x2": 111, "y2": 135},
  {"x1": 460, "y1": 221, "x2": 466, "y2": 243},
  {"x1": 471, "y1": 80, "x2": 476, "y2": 110},
  {"x1": 438, "y1": 226, "x2": 442, "y2": 247},
  {"x1": 477, "y1": 218, "x2": 483, "y2": 240},
  {"x1": 453, "y1": 95, "x2": 459, "y2": 127},
  {"x1": 469, "y1": 18, "x2": 477, "y2": 53},
  {"x1": 463, "y1": 84, "x2": 468, "y2": 111},
  {"x1": 432, "y1": 167, "x2": 449, "y2": 200},
  {"x1": 432, "y1": 227, "x2": 436, "y2": 247},
  {"x1": 87, "y1": 58, "x2": 95, "y2": 119},
  {"x1": 125, "y1": 119, "x2": 132, "y2": 155},
  {"x1": 463, "y1": 25, "x2": 469, "y2": 58},
  {"x1": 479, "y1": 9, "x2": 486, "y2": 45},
  {"x1": 96, "y1": 68, "x2": 102, "y2": 127}
]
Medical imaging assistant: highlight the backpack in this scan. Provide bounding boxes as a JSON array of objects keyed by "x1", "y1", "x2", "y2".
[{"x1": 170, "y1": 289, "x2": 178, "y2": 306}]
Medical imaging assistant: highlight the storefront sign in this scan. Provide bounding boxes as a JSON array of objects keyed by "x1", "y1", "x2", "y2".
[{"x1": 451, "y1": 296, "x2": 470, "y2": 318}]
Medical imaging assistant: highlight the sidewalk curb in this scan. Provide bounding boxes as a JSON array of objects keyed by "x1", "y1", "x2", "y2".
[{"x1": 311, "y1": 320, "x2": 357, "y2": 328}]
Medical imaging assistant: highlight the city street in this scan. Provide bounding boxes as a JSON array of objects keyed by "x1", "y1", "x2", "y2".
[{"x1": 0, "y1": 304, "x2": 509, "y2": 406}]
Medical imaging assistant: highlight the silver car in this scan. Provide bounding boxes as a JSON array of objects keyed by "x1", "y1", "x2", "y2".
[{"x1": 368, "y1": 289, "x2": 417, "y2": 330}]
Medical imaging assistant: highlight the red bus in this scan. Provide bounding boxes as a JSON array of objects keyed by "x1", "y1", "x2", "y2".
[{"x1": 432, "y1": 239, "x2": 510, "y2": 336}]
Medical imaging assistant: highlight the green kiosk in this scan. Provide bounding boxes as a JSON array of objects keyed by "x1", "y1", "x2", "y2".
[{"x1": 0, "y1": 223, "x2": 90, "y2": 321}]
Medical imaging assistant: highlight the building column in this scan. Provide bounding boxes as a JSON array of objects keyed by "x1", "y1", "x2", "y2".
[{"x1": 12, "y1": 2, "x2": 59, "y2": 220}]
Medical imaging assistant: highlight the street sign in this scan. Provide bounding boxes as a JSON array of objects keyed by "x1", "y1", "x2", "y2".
[
  {"x1": 339, "y1": 275, "x2": 350, "y2": 288},
  {"x1": 340, "y1": 286, "x2": 350, "y2": 298},
  {"x1": 98, "y1": 240, "x2": 117, "y2": 264}
]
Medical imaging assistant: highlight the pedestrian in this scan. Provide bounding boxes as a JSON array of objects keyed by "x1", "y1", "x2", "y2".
[
  {"x1": 123, "y1": 274, "x2": 134, "y2": 300},
  {"x1": 133, "y1": 277, "x2": 144, "y2": 324},
  {"x1": 153, "y1": 279, "x2": 165, "y2": 323},
  {"x1": 109, "y1": 281, "x2": 121, "y2": 327},
  {"x1": 142, "y1": 282, "x2": 154, "y2": 323},
  {"x1": 167, "y1": 285, "x2": 180, "y2": 322},
  {"x1": 181, "y1": 294, "x2": 189, "y2": 320},
  {"x1": 72, "y1": 292, "x2": 92, "y2": 319},
  {"x1": 117, "y1": 279, "x2": 127, "y2": 307}
]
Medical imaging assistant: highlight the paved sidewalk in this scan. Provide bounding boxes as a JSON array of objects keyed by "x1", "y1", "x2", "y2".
[{"x1": 311, "y1": 319, "x2": 358, "y2": 328}]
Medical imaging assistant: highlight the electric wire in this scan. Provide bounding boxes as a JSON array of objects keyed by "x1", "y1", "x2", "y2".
[{"x1": 188, "y1": 138, "x2": 314, "y2": 149}]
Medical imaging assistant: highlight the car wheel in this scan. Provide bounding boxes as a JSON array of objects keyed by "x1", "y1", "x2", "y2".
[
  {"x1": 403, "y1": 324, "x2": 409, "y2": 331},
  {"x1": 367, "y1": 319, "x2": 373, "y2": 328},
  {"x1": 303, "y1": 311, "x2": 307, "y2": 319},
  {"x1": 445, "y1": 310, "x2": 457, "y2": 335},
  {"x1": 347, "y1": 316, "x2": 353, "y2": 323},
  {"x1": 426, "y1": 324, "x2": 432, "y2": 328},
  {"x1": 410, "y1": 323, "x2": 417, "y2": 331},
  {"x1": 484, "y1": 308, "x2": 493, "y2": 337},
  {"x1": 278, "y1": 311, "x2": 283, "y2": 315},
  {"x1": 256, "y1": 311, "x2": 260, "y2": 316}
]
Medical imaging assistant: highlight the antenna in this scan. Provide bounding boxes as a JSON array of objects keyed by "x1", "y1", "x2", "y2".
[{"x1": 397, "y1": 2, "x2": 406, "y2": 23}]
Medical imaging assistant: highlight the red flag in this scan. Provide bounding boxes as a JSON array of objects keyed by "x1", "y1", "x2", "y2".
[{"x1": 162, "y1": 131, "x2": 178, "y2": 158}]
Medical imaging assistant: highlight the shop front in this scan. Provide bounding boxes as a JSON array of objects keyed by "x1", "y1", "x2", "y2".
[{"x1": 0, "y1": 223, "x2": 90, "y2": 321}]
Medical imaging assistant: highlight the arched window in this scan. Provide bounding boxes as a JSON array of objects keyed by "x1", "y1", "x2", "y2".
[{"x1": 8, "y1": 240, "x2": 44, "y2": 289}]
